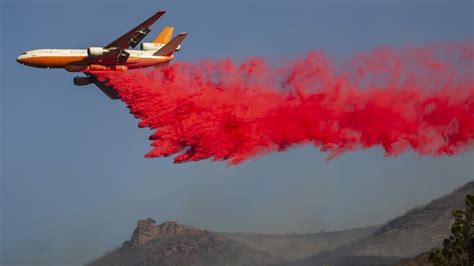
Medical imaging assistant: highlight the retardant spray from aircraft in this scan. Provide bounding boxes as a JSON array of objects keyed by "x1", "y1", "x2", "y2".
[{"x1": 92, "y1": 42, "x2": 474, "y2": 164}]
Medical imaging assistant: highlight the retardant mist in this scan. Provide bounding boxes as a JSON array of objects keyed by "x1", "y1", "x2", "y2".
[{"x1": 93, "y1": 43, "x2": 474, "y2": 165}]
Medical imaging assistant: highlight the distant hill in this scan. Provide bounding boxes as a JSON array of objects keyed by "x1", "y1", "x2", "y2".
[
  {"x1": 88, "y1": 218, "x2": 377, "y2": 265},
  {"x1": 222, "y1": 226, "x2": 378, "y2": 262},
  {"x1": 89, "y1": 181, "x2": 473, "y2": 266},
  {"x1": 293, "y1": 180, "x2": 474, "y2": 265},
  {"x1": 88, "y1": 218, "x2": 281, "y2": 266}
]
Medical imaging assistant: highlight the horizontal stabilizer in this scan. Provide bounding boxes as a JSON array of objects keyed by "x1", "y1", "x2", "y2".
[{"x1": 154, "y1": 32, "x2": 188, "y2": 56}]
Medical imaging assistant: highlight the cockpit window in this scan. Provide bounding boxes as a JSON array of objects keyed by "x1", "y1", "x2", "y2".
[{"x1": 21, "y1": 52, "x2": 27, "y2": 55}]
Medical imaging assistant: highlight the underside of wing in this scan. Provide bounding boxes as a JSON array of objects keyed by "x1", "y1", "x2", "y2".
[
  {"x1": 85, "y1": 73, "x2": 120, "y2": 99},
  {"x1": 105, "y1": 10, "x2": 166, "y2": 49}
]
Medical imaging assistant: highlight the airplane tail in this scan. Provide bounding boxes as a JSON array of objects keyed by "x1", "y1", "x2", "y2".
[
  {"x1": 154, "y1": 32, "x2": 188, "y2": 56},
  {"x1": 153, "y1": 27, "x2": 174, "y2": 44}
]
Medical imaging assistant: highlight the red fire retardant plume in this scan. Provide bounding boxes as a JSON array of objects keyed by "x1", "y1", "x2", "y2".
[{"x1": 94, "y1": 43, "x2": 474, "y2": 164}]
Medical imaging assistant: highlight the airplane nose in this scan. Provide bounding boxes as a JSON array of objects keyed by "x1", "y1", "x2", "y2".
[{"x1": 16, "y1": 54, "x2": 26, "y2": 63}]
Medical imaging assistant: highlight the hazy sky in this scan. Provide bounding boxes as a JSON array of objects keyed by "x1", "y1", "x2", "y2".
[{"x1": 1, "y1": 0, "x2": 473, "y2": 265}]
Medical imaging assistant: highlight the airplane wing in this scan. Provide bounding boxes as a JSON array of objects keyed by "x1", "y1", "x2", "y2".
[
  {"x1": 85, "y1": 73, "x2": 120, "y2": 99},
  {"x1": 105, "y1": 10, "x2": 166, "y2": 49}
]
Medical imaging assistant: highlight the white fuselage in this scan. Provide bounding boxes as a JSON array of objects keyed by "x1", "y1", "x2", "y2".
[{"x1": 16, "y1": 48, "x2": 173, "y2": 71}]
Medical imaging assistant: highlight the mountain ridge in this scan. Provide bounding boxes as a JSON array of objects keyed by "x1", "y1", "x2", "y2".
[
  {"x1": 89, "y1": 180, "x2": 474, "y2": 266},
  {"x1": 293, "y1": 180, "x2": 474, "y2": 265},
  {"x1": 88, "y1": 219, "x2": 378, "y2": 265}
]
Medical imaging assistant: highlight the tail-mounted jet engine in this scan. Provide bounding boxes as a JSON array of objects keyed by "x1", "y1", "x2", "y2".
[
  {"x1": 140, "y1": 43, "x2": 164, "y2": 51},
  {"x1": 141, "y1": 43, "x2": 181, "y2": 52}
]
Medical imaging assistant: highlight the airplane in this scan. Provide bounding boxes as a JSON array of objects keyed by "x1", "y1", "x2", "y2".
[{"x1": 16, "y1": 10, "x2": 187, "y2": 99}]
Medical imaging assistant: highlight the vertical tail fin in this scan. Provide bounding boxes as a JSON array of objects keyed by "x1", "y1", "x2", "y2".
[
  {"x1": 153, "y1": 27, "x2": 174, "y2": 44},
  {"x1": 154, "y1": 32, "x2": 188, "y2": 56}
]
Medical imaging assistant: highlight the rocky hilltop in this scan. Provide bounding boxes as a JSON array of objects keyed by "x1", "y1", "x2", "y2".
[
  {"x1": 88, "y1": 218, "x2": 280, "y2": 266},
  {"x1": 121, "y1": 218, "x2": 221, "y2": 250}
]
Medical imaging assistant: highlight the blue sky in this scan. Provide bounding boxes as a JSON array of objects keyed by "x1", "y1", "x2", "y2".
[{"x1": 1, "y1": 1, "x2": 473, "y2": 265}]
